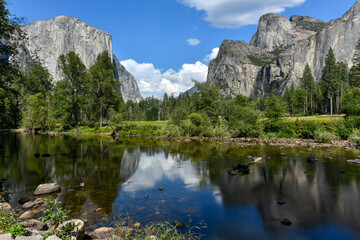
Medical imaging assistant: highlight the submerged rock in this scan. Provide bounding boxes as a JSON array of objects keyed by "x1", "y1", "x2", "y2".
[
  {"x1": 41, "y1": 154, "x2": 51, "y2": 158},
  {"x1": 281, "y1": 218, "x2": 292, "y2": 226},
  {"x1": 90, "y1": 227, "x2": 115, "y2": 239},
  {"x1": 33, "y1": 183, "x2": 60, "y2": 195},
  {"x1": 173, "y1": 221, "x2": 186, "y2": 229},
  {"x1": 307, "y1": 156, "x2": 318, "y2": 163}
]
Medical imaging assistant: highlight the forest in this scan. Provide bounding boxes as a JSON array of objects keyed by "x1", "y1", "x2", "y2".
[{"x1": 2, "y1": 0, "x2": 360, "y2": 143}]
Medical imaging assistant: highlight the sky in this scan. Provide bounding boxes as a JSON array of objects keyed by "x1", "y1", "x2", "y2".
[{"x1": 8, "y1": 0, "x2": 358, "y2": 98}]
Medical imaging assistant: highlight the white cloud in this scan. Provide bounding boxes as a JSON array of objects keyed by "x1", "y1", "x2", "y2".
[
  {"x1": 187, "y1": 38, "x2": 201, "y2": 46},
  {"x1": 121, "y1": 59, "x2": 208, "y2": 98},
  {"x1": 180, "y1": 0, "x2": 306, "y2": 28},
  {"x1": 204, "y1": 47, "x2": 219, "y2": 62}
]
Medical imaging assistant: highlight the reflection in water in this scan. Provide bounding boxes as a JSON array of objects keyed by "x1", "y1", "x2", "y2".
[{"x1": 0, "y1": 133, "x2": 360, "y2": 239}]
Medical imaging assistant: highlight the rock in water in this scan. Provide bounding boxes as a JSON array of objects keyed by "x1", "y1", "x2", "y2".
[
  {"x1": 25, "y1": 219, "x2": 48, "y2": 231},
  {"x1": 19, "y1": 210, "x2": 35, "y2": 220},
  {"x1": 347, "y1": 159, "x2": 360, "y2": 164},
  {"x1": 307, "y1": 156, "x2": 318, "y2": 163},
  {"x1": 281, "y1": 219, "x2": 292, "y2": 226},
  {"x1": 207, "y1": 1, "x2": 360, "y2": 97},
  {"x1": 173, "y1": 221, "x2": 186, "y2": 229},
  {"x1": 18, "y1": 197, "x2": 31, "y2": 205},
  {"x1": 57, "y1": 219, "x2": 84, "y2": 240},
  {"x1": 90, "y1": 227, "x2": 115, "y2": 239},
  {"x1": 33, "y1": 183, "x2": 61, "y2": 195},
  {"x1": 15, "y1": 15, "x2": 143, "y2": 103}
]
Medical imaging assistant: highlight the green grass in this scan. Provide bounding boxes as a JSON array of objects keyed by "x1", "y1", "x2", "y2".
[{"x1": 123, "y1": 121, "x2": 168, "y2": 126}]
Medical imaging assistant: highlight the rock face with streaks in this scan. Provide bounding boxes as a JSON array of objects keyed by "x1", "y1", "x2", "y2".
[
  {"x1": 207, "y1": 1, "x2": 360, "y2": 97},
  {"x1": 15, "y1": 15, "x2": 142, "y2": 102}
]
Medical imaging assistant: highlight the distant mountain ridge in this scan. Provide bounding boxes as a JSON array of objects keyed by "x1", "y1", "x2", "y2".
[
  {"x1": 15, "y1": 15, "x2": 143, "y2": 102},
  {"x1": 207, "y1": 0, "x2": 360, "y2": 97}
]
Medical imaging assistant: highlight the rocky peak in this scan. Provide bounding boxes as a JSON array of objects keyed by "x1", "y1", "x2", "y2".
[
  {"x1": 15, "y1": 15, "x2": 142, "y2": 102},
  {"x1": 289, "y1": 15, "x2": 326, "y2": 32},
  {"x1": 250, "y1": 13, "x2": 317, "y2": 51}
]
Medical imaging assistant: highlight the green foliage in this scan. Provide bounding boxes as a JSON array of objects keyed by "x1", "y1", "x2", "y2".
[
  {"x1": 265, "y1": 95, "x2": 285, "y2": 120},
  {"x1": 349, "y1": 38, "x2": 360, "y2": 88},
  {"x1": 229, "y1": 106, "x2": 263, "y2": 137},
  {"x1": 40, "y1": 198, "x2": 70, "y2": 228},
  {"x1": 314, "y1": 129, "x2": 337, "y2": 143},
  {"x1": 55, "y1": 51, "x2": 88, "y2": 127},
  {"x1": 87, "y1": 51, "x2": 122, "y2": 127},
  {"x1": 247, "y1": 55, "x2": 274, "y2": 67},
  {"x1": 22, "y1": 93, "x2": 47, "y2": 130},
  {"x1": 0, "y1": 209, "x2": 27, "y2": 237},
  {"x1": 342, "y1": 88, "x2": 360, "y2": 116},
  {"x1": 162, "y1": 124, "x2": 181, "y2": 137},
  {"x1": 188, "y1": 113, "x2": 204, "y2": 127},
  {"x1": 348, "y1": 129, "x2": 360, "y2": 144},
  {"x1": 171, "y1": 107, "x2": 188, "y2": 125},
  {"x1": 57, "y1": 220, "x2": 78, "y2": 240}
]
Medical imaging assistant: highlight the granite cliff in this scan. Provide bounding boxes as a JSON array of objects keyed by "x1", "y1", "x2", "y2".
[
  {"x1": 15, "y1": 15, "x2": 142, "y2": 102},
  {"x1": 207, "y1": 1, "x2": 360, "y2": 97}
]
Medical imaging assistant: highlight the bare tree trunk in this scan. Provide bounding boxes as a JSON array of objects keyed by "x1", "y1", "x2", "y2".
[{"x1": 330, "y1": 96, "x2": 333, "y2": 116}]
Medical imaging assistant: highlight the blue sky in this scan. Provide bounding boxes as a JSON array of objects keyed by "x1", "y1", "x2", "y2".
[{"x1": 8, "y1": 0, "x2": 357, "y2": 97}]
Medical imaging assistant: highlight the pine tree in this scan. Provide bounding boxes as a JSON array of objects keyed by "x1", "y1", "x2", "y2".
[
  {"x1": 320, "y1": 48, "x2": 338, "y2": 115},
  {"x1": 349, "y1": 38, "x2": 360, "y2": 87},
  {"x1": 300, "y1": 63, "x2": 316, "y2": 114}
]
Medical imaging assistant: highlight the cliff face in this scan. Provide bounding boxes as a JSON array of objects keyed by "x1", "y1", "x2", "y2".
[
  {"x1": 16, "y1": 15, "x2": 142, "y2": 102},
  {"x1": 207, "y1": 1, "x2": 360, "y2": 97}
]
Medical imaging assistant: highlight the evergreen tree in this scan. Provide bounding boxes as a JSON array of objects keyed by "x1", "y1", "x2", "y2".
[
  {"x1": 320, "y1": 48, "x2": 338, "y2": 115},
  {"x1": 88, "y1": 51, "x2": 122, "y2": 128},
  {"x1": 336, "y1": 62, "x2": 349, "y2": 113},
  {"x1": 300, "y1": 63, "x2": 316, "y2": 114},
  {"x1": 349, "y1": 38, "x2": 360, "y2": 87},
  {"x1": 265, "y1": 95, "x2": 285, "y2": 121}
]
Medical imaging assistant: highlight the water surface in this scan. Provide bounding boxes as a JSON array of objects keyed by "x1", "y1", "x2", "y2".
[{"x1": 1, "y1": 133, "x2": 360, "y2": 239}]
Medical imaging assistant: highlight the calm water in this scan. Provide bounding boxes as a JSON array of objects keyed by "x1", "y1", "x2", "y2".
[{"x1": 1, "y1": 133, "x2": 360, "y2": 240}]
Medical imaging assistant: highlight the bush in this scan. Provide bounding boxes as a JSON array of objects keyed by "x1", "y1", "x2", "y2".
[
  {"x1": 179, "y1": 121, "x2": 196, "y2": 136},
  {"x1": 188, "y1": 113, "x2": 204, "y2": 127},
  {"x1": 162, "y1": 124, "x2": 181, "y2": 137},
  {"x1": 314, "y1": 130, "x2": 336, "y2": 143},
  {"x1": 348, "y1": 129, "x2": 360, "y2": 144},
  {"x1": 230, "y1": 120, "x2": 262, "y2": 138},
  {"x1": 213, "y1": 124, "x2": 231, "y2": 137},
  {"x1": 110, "y1": 113, "x2": 124, "y2": 125},
  {"x1": 0, "y1": 209, "x2": 27, "y2": 237}
]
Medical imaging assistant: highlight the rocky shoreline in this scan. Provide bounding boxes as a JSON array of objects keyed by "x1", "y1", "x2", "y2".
[{"x1": 33, "y1": 130, "x2": 360, "y2": 150}]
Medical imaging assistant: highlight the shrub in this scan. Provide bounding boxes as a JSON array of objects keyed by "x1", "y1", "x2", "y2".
[
  {"x1": 179, "y1": 121, "x2": 196, "y2": 136},
  {"x1": 314, "y1": 130, "x2": 336, "y2": 143},
  {"x1": 348, "y1": 129, "x2": 360, "y2": 144},
  {"x1": 162, "y1": 124, "x2": 181, "y2": 137},
  {"x1": 213, "y1": 124, "x2": 231, "y2": 137},
  {"x1": 0, "y1": 209, "x2": 27, "y2": 237},
  {"x1": 188, "y1": 113, "x2": 204, "y2": 127},
  {"x1": 230, "y1": 120, "x2": 262, "y2": 138},
  {"x1": 40, "y1": 199, "x2": 70, "y2": 228},
  {"x1": 110, "y1": 113, "x2": 124, "y2": 125}
]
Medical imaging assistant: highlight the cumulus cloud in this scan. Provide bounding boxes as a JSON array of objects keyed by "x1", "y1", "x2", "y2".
[
  {"x1": 204, "y1": 47, "x2": 219, "y2": 62},
  {"x1": 187, "y1": 38, "x2": 201, "y2": 46},
  {"x1": 121, "y1": 59, "x2": 208, "y2": 98},
  {"x1": 180, "y1": 0, "x2": 306, "y2": 28}
]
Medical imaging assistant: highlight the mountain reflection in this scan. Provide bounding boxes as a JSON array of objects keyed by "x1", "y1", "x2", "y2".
[{"x1": 1, "y1": 133, "x2": 360, "y2": 239}]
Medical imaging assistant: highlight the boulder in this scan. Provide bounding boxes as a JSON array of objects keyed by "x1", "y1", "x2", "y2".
[
  {"x1": 22, "y1": 202, "x2": 35, "y2": 209},
  {"x1": 19, "y1": 211, "x2": 35, "y2": 220},
  {"x1": 46, "y1": 236, "x2": 61, "y2": 240},
  {"x1": 25, "y1": 219, "x2": 48, "y2": 231},
  {"x1": 15, "y1": 236, "x2": 42, "y2": 240},
  {"x1": 347, "y1": 159, "x2": 360, "y2": 164},
  {"x1": 90, "y1": 227, "x2": 115, "y2": 239},
  {"x1": 33, "y1": 183, "x2": 60, "y2": 195},
  {"x1": 0, "y1": 203, "x2": 12, "y2": 213},
  {"x1": 0, "y1": 233, "x2": 13, "y2": 240},
  {"x1": 57, "y1": 219, "x2": 84, "y2": 240},
  {"x1": 133, "y1": 222, "x2": 141, "y2": 228},
  {"x1": 33, "y1": 198, "x2": 44, "y2": 205}
]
